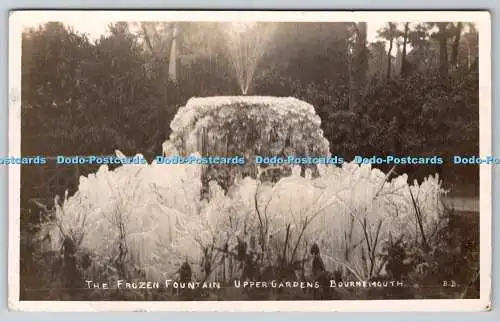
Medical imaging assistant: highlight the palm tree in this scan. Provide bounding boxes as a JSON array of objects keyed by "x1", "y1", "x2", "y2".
[
  {"x1": 427, "y1": 22, "x2": 453, "y2": 79},
  {"x1": 377, "y1": 22, "x2": 397, "y2": 81},
  {"x1": 348, "y1": 22, "x2": 368, "y2": 110},
  {"x1": 398, "y1": 22, "x2": 410, "y2": 77}
]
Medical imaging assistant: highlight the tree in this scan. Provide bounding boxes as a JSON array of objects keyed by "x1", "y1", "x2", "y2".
[
  {"x1": 21, "y1": 21, "x2": 183, "y2": 158},
  {"x1": 459, "y1": 23, "x2": 478, "y2": 70},
  {"x1": 252, "y1": 22, "x2": 352, "y2": 116},
  {"x1": 138, "y1": 22, "x2": 176, "y2": 69},
  {"x1": 408, "y1": 23, "x2": 430, "y2": 48},
  {"x1": 428, "y1": 22, "x2": 453, "y2": 79},
  {"x1": 377, "y1": 22, "x2": 397, "y2": 81},
  {"x1": 368, "y1": 41, "x2": 387, "y2": 80},
  {"x1": 138, "y1": 21, "x2": 237, "y2": 97},
  {"x1": 450, "y1": 22, "x2": 464, "y2": 68},
  {"x1": 21, "y1": 22, "x2": 95, "y2": 154},
  {"x1": 349, "y1": 22, "x2": 369, "y2": 110},
  {"x1": 399, "y1": 22, "x2": 410, "y2": 77},
  {"x1": 257, "y1": 22, "x2": 351, "y2": 88},
  {"x1": 405, "y1": 24, "x2": 441, "y2": 74}
]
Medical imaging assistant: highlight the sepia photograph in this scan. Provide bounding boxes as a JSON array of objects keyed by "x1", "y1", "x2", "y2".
[{"x1": 8, "y1": 10, "x2": 491, "y2": 311}]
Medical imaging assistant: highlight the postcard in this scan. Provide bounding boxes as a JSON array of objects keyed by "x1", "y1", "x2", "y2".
[{"x1": 8, "y1": 10, "x2": 491, "y2": 311}]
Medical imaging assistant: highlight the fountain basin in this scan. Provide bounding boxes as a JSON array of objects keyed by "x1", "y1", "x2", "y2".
[{"x1": 168, "y1": 96, "x2": 331, "y2": 158}]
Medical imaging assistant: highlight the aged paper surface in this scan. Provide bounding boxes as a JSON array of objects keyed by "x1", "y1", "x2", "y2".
[{"x1": 8, "y1": 10, "x2": 491, "y2": 311}]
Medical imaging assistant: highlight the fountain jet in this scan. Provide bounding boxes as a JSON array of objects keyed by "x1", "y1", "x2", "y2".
[{"x1": 225, "y1": 22, "x2": 275, "y2": 95}]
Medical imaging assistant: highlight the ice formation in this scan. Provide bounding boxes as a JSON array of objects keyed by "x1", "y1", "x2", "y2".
[
  {"x1": 168, "y1": 96, "x2": 330, "y2": 157},
  {"x1": 43, "y1": 96, "x2": 446, "y2": 282}
]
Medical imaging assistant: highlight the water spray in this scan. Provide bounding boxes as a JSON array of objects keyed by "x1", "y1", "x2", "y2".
[{"x1": 225, "y1": 22, "x2": 275, "y2": 95}]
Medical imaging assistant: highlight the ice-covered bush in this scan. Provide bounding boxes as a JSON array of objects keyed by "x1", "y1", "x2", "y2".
[
  {"x1": 194, "y1": 162, "x2": 446, "y2": 281},
  {"x1": 47, "y1": 148, "x2": 206, "y2": 281},
  {"x1": 46, "y1": 150, "x2": 445, "y2": 282}
]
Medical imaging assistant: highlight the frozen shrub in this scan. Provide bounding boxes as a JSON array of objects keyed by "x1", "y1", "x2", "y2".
[
  {"x1": 197, "y1": 162, "x2": 446, "y2": 281},
  {"x1": 45, "y1": 151, "x2": 445, "y2": 283},
  {"x1": 46, "y1": 149, "x2": 205, "y2": 281}
]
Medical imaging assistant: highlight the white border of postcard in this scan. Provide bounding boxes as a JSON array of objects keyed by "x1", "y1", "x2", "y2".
[{"x1": 7, "y1": 10, "x2": 492, "y2": 312}]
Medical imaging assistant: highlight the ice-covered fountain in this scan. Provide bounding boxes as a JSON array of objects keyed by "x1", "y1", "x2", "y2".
[
  {"x1": 168, "y1": 96, "x2": 329, "y2": 160},
  {"x1": 165, "y1": 22, "x2": 331, "y2": 189}
]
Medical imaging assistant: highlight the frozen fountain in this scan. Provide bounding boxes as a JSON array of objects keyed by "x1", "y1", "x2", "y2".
[
  {"x1": 41, "y1": 21, "x2": 446, "y2": 289},
  {"x1": 161, "y1": 22, "x2": 331, "y2": 188}
]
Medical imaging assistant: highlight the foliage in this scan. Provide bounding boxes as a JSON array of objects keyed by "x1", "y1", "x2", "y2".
[
  {"x1": 21, "y1": 22, "x2": 180, "y2": 158},
  {"x1": 292, "y1": 68, "x2": 479, "y2": 184},
  {"x1": 378, "y1": 207, "x2": 479, "y2": 299}
]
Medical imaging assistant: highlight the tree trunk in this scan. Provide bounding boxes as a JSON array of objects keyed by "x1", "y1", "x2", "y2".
[
  {"x1": 401, "y1": 22, "x2": 409, "y2": 77},
  {"x1": 348, "y1": 44, "x2": 354, "y2": 111},
  {"x1": 451, "y1": 22, "x2": 463, "y2": 68},
  {"x1": 168, "y1": 23, "x2": 178, "y2": 82},
  {"x1": 387, "y1": 36, "x2": 393, "y2": 81},
  {"x1": 467, "y1": 41, "x2": 471, "y2": 69},
  {"x1": 437, "y1": 22, "x2": 449, "y2": 79},
  {"x1": 351, "y1": 22, "x2": 368, "y2": 110},
  {"x1": 355, "y1": 22, "x2": 368, "y2": 87}
]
